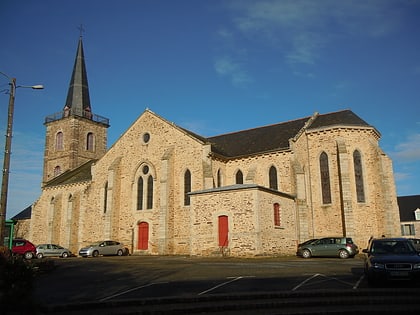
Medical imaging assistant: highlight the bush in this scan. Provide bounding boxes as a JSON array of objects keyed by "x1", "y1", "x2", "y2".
[{"x1": 0, "y1": 246, "x2": 37, "y2": 312}]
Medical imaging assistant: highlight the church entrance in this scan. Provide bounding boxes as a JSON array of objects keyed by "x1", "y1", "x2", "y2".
[{"x1": 137, "y1": 222, "x2": 149, "y2": 250}]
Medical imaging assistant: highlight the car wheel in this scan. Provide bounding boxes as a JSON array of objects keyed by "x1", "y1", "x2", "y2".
[
  {"x1": 24, "y1": 252, "x2": 34, "y2": 260},
  {"x1": 117, "y1": 249, "x2": 123, "y2": 256},
  {"x1": 62, "y1": 252, "x2": 69, "y2": 258},
  {"x1": 339, "y1": 249, "x2": 349, "y2": 259},
  {"x1": 92, "y1": 250, "x2": 99, "y2": 257},
  {"x1": 36, "y1": 253, "x2": 43, "y2": 259},
  {"x1": 302, "y1": 249, "x2": 312, "y2": 258}
]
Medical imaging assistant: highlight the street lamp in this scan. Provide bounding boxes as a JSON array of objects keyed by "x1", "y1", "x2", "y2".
[{"x1": 0, "y1": 71, "x2": 43, "y2": 247}]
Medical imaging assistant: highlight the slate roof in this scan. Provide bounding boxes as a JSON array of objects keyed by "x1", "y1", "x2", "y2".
[
  {"x1": 207, "y1": 109, "x2": 373, "y2": 158},
  {"x1": 398, "y1": 195, "x2": 420, "y2": 222},
  {"x1": 10, "y1": 205, "x2": 32, "y2": 221},
  {"x1": 44, "y1": 160, "x2": 96, "y2": 188},
  {"x1": 65, "y1": 36, "x2": 92, "y2": 113}
]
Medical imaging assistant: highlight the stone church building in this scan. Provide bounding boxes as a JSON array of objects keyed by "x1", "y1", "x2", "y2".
[{"x1": 26, "y1": 37, "x2": 400, "y2": 257}]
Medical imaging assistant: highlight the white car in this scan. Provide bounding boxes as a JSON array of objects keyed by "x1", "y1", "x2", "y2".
[{"x1": 78, "y1": 240, "x2": 126, "y2": 257}]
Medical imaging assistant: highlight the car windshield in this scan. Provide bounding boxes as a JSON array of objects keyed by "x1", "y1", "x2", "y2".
[
  {"x1": 371, "y1": 240, "x2": 417, "y2": 255},
  {"x1": 89, "y1": 242, "x2": 102, "y2": 246}
]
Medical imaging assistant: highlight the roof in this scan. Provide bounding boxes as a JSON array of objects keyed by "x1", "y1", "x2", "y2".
[
  {"x1": 398, "y1": 195, "x2": 420, "y2": 222},
  {"x1": 10, "y1": 205, "x2": 32, "y2": 221},
  {"x1": 207, "y1": 109, "x2": 372, "y2": 158},
  {"x1": 65, "y1": 36, "x2": 91, "y2": 113},
  {"x1": 44, "y1": 160, "x2": 96, "y2": 188}
]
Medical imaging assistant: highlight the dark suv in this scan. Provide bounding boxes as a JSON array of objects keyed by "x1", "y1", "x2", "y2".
[{"x1": 12, "y1": 239, "x2": 36, "y2": 259}]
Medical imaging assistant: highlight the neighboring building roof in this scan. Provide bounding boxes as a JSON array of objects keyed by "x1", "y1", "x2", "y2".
[
  {"x1": 11, "y1": 205, "x2": 32, "y2": 221},
  {"x1": 44, "y1": 160, "x2": 96, "y2": 188},
  {"x1": 398, "y1": 195, "x2": 420, "y2": 222},
  {"x1": 207, "y1": 109, "x2": 373, "y2": 158}
]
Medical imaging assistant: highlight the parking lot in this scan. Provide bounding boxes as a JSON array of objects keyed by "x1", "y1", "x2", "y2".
[{"x1": 33, "y1": 255, "x2": 420, "y2": 314}]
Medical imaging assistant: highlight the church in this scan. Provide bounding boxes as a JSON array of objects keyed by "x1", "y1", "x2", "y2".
[{"x1": 25, "y1": 37, "x2": 400, "y2": 257}]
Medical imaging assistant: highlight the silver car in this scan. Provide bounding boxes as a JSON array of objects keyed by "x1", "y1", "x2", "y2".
[
  {"x1": 79, "y1": 240, "x2": 126, "y2": 257},
  {"x1": 36, "y1": 244, "x2": 72, "y2": 259}
]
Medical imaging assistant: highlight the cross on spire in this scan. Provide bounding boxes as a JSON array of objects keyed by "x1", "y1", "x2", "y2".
[{"x1": 78, "y1": 24, "x2": 85, "y2": 37}]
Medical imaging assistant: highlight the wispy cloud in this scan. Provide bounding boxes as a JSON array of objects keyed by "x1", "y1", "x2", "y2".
[
  {"x1": 214, "y1": 56, "x2": 253, "y2": 87},
  {"x1": 393, "y1": 133, "x2": 420, "y2": 162},
  {"x1": 223, "y1": 0, "x2": 406, "y2": 67}
]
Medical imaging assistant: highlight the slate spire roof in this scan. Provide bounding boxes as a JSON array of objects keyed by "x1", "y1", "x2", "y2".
[{"x1": 64, "y1": 36, "x2": 92, "y2": 114}]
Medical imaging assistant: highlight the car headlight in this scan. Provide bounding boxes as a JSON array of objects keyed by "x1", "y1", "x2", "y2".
[
  {"x1": 413, "y1": 263, "x2": 420, "y2": 270},
  {"x1": 373, "y1": 262, "x2": 385, "y2": 269}
]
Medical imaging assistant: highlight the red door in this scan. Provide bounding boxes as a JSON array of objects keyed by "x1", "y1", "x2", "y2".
[
  {"x1": 218, "y1": 215, "x2": 229, "y2": 246},
  {"x1": 138, "y1": 222, "x2": 149, "y2": 250}
]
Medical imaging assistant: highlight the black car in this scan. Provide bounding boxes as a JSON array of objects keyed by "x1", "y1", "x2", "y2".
[{"x1": 363, "y1": 237, "x2": 420, "y2": 285}]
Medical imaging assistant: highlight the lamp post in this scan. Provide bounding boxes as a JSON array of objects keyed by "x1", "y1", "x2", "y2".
[{"x1": 0, "y1": 71, "x2": 43, "y2": 247}]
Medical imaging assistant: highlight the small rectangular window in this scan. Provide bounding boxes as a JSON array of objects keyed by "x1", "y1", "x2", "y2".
[
  {"x1": 273, "y1": 203, "x2": 281, "y2": 227},
  {"x1": 401, "y1": 224, "x2": 415, "y2": 236}
]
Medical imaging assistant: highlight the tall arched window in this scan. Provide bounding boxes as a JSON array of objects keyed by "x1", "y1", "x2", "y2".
[
  {"x1": 320, "y1": 152, "x2": 332, "y2": 204},
  {"x1": 86, "y1": 132, "x2": 94, "y2": 151},
  {"x1": 103, "y1": 181, "x2": 108, "y2": 213},
  {"x1": 269, "y1": 166, "x2": 278, "y2": 190},
  {"x1": 137, "y1": 165, "x2": 154, "y2": 210},
  {"x1": 137, "y1": 177, "x2": 144, "y2": 210},
  {"x1": 184, "y1": 169, "x2": 191, "y2": 206},
  {"x1": 235, "y1": 170, "x2": 243, "y2": 184},
  {"x1": 273, "y1": 203, "x2": 281, "y2": 226},
  {"x1": 353, "y1": 150, "x2": 365, "y2": 203},
  {"x1": 55, "y1": 132, "x2": 63, "y2": 150},
  {"x1": 147, "y1": 175, "x2": 153, "y2": 209}
]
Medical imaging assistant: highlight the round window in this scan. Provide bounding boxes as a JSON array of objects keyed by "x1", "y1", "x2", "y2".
[
  {"x1": 143, "y1": 132, "x2": 150, "y2": 143},
  {"x1": 142, "y1": 165, "x2": 149, "y2": 175}
]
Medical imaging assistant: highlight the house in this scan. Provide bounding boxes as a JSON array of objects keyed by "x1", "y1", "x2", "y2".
[
  {"x1": 19, "y1": 37, "x2": 401, "y2": 257},
  {"x1": 398, "y1": 195, "x2": 420, "y2": 238}
]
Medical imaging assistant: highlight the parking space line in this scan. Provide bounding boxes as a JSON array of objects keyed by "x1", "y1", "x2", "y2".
[
  {"x1": 353, "y1": 274, "x2": 364, "y2": 289},
  {"x1": 198, "y1": 276, "x2": 245, "y2": 295},
  {"x1": 99, "y1": 282, "x2": 168, "y2": 301},
  {"x1": 292, "y1": 273, "x2": 321, "y2": 291}
]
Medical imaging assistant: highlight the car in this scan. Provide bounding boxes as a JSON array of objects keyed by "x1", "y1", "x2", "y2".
[
  {"x1": 296, "y1": 237, "x2": 359, "y2": 259},
  {"x1": 363, "y1": 237, "x2": 420, "y2": 285},
  {"x1": 36, "y1": 244, "x2": 73, "y2": 259},
  {"x1": 79, "y1": 240, "x2": 126, "y2": 257},
  {"x1": 408, "y1": 238, "x2": 420, "y2": 252},
  {"x1": 11, "y1": 239, "x2": 36, "y2": 259}
]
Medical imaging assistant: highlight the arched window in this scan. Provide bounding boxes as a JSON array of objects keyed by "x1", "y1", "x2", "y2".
[
  {"x1": 55, "y1": 132, "x2": 63, "y2": 150},
  {"x1": 54, "y1": 166, "x2": 61, "y2": 176},
  {"x1": 103, "y1": 181, "x2": 108, "y2": 213},
  {"x1": 217, "y1": 169, "x2": 222, "y2": 187},
  {"x1": 353, "y1": 150, "x2": 365, "y2": 203},
  {"x1": 137, "y1": 177, "x2": 144, "y2": 210},
  {"x1": 137, "y1": 164, "x2": 154, "y2": 210},
  {"x1": 86, "y1": 132, "x2": 94, "y2": 151},
  {"x1": 184, "y1": 169, "x2": 191, "y2": 206},
  {"x1": 235, "y1": 170, "x2": 243, "y2": 184},
  {"x1": 320, "y1": 152, "x2": 332, "y2": 204},
  {"x1": 273, "y1": 203, "x2": 281, "y2": 226},
  {"x1": 147, "y1": 175, "x2": 153, "y2": 209},
  {"x1": 269, "y1": 166, "x2": 278, "y2": 190}
]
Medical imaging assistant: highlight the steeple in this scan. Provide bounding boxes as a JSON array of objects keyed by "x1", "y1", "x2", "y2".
[{"x1": 64, "y1": 36, "x2": 92, "y2": 117}]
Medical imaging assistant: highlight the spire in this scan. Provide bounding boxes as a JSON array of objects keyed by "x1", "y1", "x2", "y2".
[{"x1": 64, "y1": 36, "x2": 92, "y2": 116}]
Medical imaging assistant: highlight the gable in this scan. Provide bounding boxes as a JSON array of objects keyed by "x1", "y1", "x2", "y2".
[{"x1": 398, "y1": 195, "x2": 420, "y2": 222}]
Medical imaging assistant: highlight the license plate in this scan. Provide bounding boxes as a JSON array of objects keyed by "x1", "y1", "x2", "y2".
[{"x1": 390, "y1": 271, "x2": 409, "y2": 277}]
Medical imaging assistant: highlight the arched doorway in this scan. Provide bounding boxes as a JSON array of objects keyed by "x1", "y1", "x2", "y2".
[{"x1": 137, "y1": 222, "x2": 149, "y2": 250}]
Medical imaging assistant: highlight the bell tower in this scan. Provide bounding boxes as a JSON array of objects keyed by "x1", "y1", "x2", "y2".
[{"x1": 42, "y1": 36, "x2": 110, "y2": 184}]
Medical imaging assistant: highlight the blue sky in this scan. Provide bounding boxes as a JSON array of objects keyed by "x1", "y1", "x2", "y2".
[{"x1": 0, "y1": 0, "x2": 419, "y2": 219}]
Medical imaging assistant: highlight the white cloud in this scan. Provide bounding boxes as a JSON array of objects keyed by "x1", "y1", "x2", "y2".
[
  {"x1": 393, "y1": 133, "x2": 420, "y2": 162},
  {"x1": 224, "y1": 0, "x2": 407, "y2": 66},
  {"x1": 214, "y1": 56, "x2": 253, "y2": 87}
]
